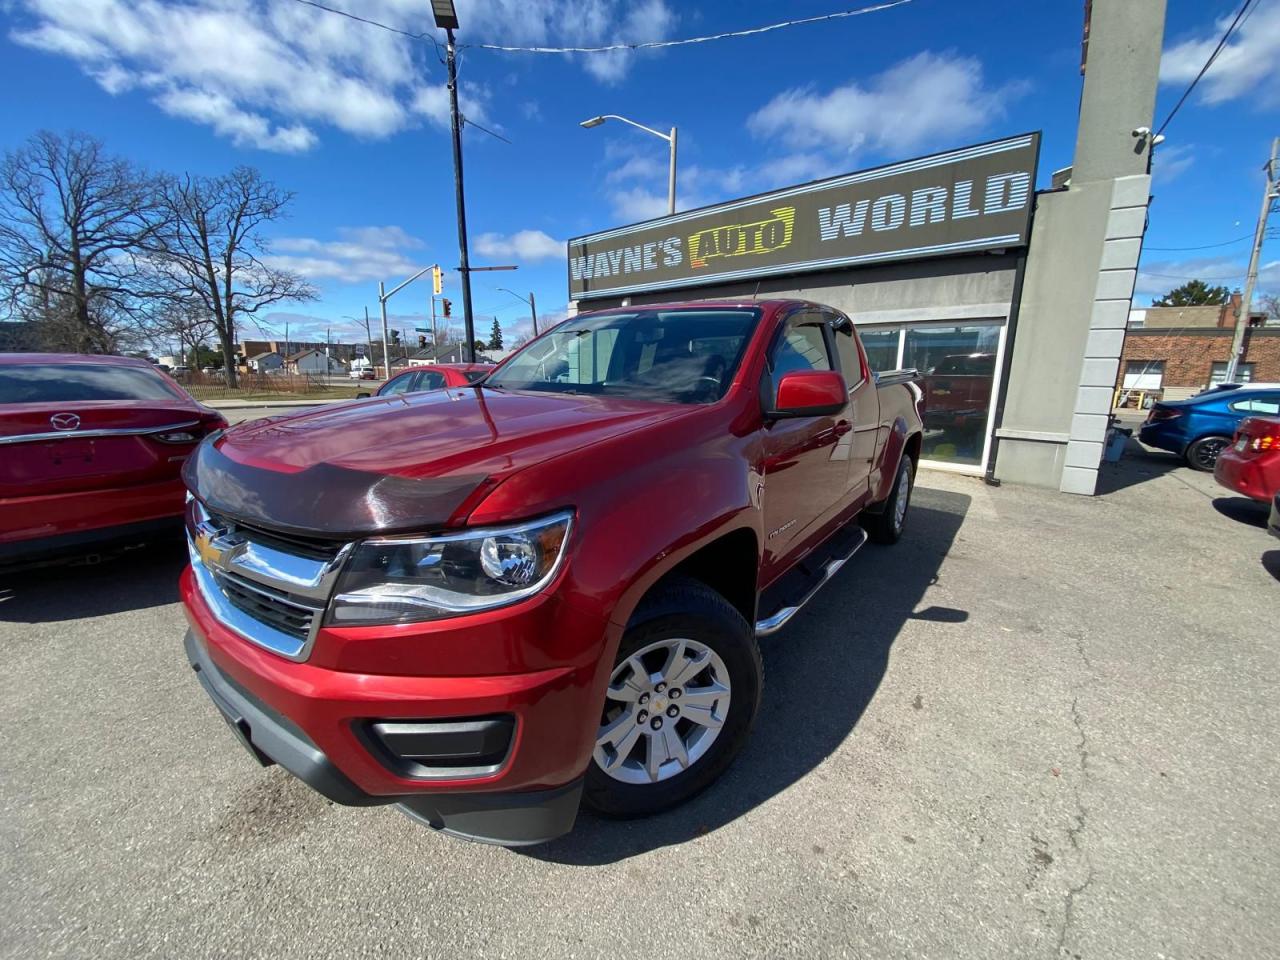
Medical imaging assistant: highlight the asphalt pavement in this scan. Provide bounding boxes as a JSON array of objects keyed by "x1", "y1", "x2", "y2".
[{"x1": 2, "y1": 444, "x2": 1277, "y2": 959}]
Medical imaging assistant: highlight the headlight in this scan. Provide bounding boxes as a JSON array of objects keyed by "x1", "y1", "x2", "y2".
[{"x1": 327, "y1": 511, "x2": 573, "y2": 625}]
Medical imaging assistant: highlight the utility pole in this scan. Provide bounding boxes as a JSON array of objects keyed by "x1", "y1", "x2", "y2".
[
  {"x1": 444, "y1": 27, "x2": 477, "y2": 361},
  {"x1": 1225, "y1": 136, "x2": 1279, "y2": 383},
  {"x1": 363, "y1": 306, "x2": 374, "y2": 370},
  {"x1": 378, "y1": 281, "x2": 391, "y2": 378},
  {"x1": 529, "y1": 291, "x2": 538, "y2": 335},
  {"x1": 430, "y1": 295, "x2": 438, "y2": 359}
]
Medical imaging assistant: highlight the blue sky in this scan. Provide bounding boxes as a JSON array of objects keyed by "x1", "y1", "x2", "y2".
[{"x1": 2, "y1": 0, "x2": 1277, "y2": 348}]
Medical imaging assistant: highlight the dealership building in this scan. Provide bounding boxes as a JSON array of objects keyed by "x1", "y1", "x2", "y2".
[{"x1": 565, "y1": 0, "x2": 1166, "y2": 495}]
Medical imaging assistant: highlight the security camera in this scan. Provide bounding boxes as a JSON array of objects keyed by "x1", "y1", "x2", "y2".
[
  {"x1": 1152, "y1": 134, "x2": 1166, "y2": 146},
  {"x1": 1132, "y1": 126, "x2": 1151, "y2": 138}
]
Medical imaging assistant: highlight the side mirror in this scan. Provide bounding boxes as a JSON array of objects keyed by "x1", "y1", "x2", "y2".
[
  {"x1": 770, "y1": 370, "x2": 848, "y2": 418},
  {"x1": 355, "y1": 391, "x2": 371, "y2": 399}
]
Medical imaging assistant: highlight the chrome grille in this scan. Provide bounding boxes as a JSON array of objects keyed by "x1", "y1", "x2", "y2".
[
  {"x1": 188, "y1": 498, "x2": 352, "y2": 662},
  {"x1": 215, "y1": 571, "x2": 320, "y2": 643}
]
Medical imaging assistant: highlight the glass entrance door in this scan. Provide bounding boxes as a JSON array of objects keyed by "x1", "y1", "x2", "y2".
[{"x1": 856, "y1": 319, "x2": 1007, "y2": 473}]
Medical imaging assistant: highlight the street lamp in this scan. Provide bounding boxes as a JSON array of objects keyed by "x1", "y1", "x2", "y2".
[
  {"x1": 497, "y1": 288, "x2": 538, "y2": 336},
  {"x1": 580, "y1": 115, "x2": 678, "y2": 215},
  {"x1": 433, "y1": 0, "x2": 477, "y2": 360}
]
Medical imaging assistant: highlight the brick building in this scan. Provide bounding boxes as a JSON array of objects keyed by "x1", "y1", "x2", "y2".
[{"x1": 1115, "y1": 294, "x2": 1277, "y2": 403}]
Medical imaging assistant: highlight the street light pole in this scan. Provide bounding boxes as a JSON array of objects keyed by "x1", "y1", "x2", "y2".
[
  {"x1": 580, "y1": 115, "x2": 678, "y2": 215},
  {"x1": 498, "y1": 288, "x2": 539, "y2": 336},
  {"x1": 1225, "y1": 135, "x2": 1279, "y2": 383}
]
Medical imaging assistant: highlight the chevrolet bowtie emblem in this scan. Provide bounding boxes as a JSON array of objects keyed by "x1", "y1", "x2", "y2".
[{"x1": 194, "y1": 522, "x2": 239, "y2": 571}]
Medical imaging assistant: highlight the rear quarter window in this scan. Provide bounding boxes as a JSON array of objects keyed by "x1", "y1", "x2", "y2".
[
  {"x1": 0, "y1": 363, "x2": 182, "y2": 404},
  {"x1": 1230, "y1": 396, "x2": 1280, "y2": 416}
]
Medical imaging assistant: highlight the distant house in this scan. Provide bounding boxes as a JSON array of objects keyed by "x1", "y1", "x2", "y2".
[
  {"x1": 247, "y1": 351, "x2": 283, "y2": 373},
  {"x1": 286, "y1": 349, "x2": 344, "y2": 374},
  {"x1": 407, "y1": 343, "x2": 503, "y2": 366}
]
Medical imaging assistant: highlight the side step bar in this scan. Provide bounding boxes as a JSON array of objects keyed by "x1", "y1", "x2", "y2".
[{"x1": 754, "y1": 526, "x2": 868, "y2": 637}]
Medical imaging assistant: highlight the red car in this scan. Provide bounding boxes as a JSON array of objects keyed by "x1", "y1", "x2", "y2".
[
  {"x1": 1214, "y1": 416, "x2": 1280, "y2": 503},
  {"x1": 1, "y1": 353, "x2": 227, "y2": 568},
  {"x1": 358, "y1": 363, "x2": 492, "y2": 398},
  {"x1": 180, "y1": 300, "x2": 924, "y2": 844}
]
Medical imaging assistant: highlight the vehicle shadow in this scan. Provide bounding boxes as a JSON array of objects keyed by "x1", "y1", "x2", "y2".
[
  {"x1": 0, "y1": 538, "x2": 186, "y2": 623},
  {"x1": 520, "y1": 487, "x2": 971, "y2": 866},
  {"x1": 1212, "y1": 497, "x2": 1270, "y2": 529},
  {"x1": 1263, "y1": 551, "x2": 1280, "y2": 582}
]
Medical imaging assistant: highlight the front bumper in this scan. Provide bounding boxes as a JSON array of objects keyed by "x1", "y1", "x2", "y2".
[
  {"x1": 185, "y1": 628, "x2": 583, "y2": 844},
  {"x1": 182, "y1": 565, "x2": 617, "y2": 844}
]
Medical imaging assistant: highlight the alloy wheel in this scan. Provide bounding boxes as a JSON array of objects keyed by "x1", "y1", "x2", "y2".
[{"x1": 593, "y1": 637, "x2": 731, "y2": 785}]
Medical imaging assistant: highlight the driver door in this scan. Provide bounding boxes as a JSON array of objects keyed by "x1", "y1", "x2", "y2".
[{"x1": 759, "y1": 309, "x2": 851, "y2": 580}]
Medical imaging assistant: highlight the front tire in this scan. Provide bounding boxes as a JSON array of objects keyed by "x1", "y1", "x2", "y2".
[
  {"x1": 862, "y1": 455, "x2": 914, "y2": 544},
  {"x1": 584, "y1": 578, "x2": 762, "y2": 818},
  {"x1": 1186, "y1": 435, "x2": 1229, "y2": 471}
]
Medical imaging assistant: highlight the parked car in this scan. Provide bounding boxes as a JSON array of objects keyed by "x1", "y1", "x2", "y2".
[
  {"x1": 349, "y1": 367, "x2": 377, "y2": 381},
  {"x1": 921, "y1": 352, "x2": 994, "y2": 432},
  {"x1": 180, "y1": 299, "x2": 925, "y2": 845},
  {"x1": 1213, "y1": 416, "x2": 1280, "y2": 503},
  {"x1": 355, "y1": 363, "x2": 491, "y2": 398},
  {"x1": 1, "y1": 353, "x2": 227, "y2": 568},
  {"x1": 1139, "y1": 387, "x2": 1280, "y2": 470}
]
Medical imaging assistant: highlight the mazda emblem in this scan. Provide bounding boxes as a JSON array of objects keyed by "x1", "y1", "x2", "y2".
[{"x1": 50, "y1": 413, "x2": 81, "y2": 431}]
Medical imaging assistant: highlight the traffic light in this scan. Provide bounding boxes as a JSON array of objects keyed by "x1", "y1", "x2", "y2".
[
  {"x1": 391, "y1": 330, "x2": 401, "y2": 345},
  {"x1": 442, "y1": 298, "x2": 452, "y2": 318},
  {"x1": 418, "y1": 335, "x2": 427, "y2": 348},
  {"x1": 431, "y1": 265, "x2": 443, "y2": 296}
]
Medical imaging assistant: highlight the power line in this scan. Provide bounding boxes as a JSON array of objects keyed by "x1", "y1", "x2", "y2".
[
  {"x1": 1145, "y1": 233, "x2": 1254, "y2": 251},
  {"x1": 1155, "y1": 0, "x2": 1257, "y2": 137},
  {"x1": 286, "y1": 0, "x2": 444, "y2": 58},
  {"x1": 469, "y1": 0, "x2": 914, "y2": 53},
  {"x1": 1141, "y1": 271, "x2": 1245, "y2": 282},
  {"x1": 286, "y1": 0, "x2": 914, "y2": 58}
]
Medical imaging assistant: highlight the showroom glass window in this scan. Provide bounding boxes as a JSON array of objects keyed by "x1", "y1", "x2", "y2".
[{"x1": 906, "y1": 325, "x2": 1002, "y2": 467}]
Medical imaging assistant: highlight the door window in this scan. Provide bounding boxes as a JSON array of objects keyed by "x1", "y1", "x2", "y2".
[
  {"x1": 770, "y1": 312, "x2": 832, "y2": 376},
  {"x1": 832, "y1": 320, "x2": 865, "y2": 386},
  {"x1": 380, "y1": 372, "x2": 416, "y2": 395},
  {"x1": 419, "y1": 371, "x2": 446, "y2": 390}
]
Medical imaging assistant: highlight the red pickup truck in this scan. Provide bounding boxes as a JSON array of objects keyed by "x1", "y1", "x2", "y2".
[{"x1": 181, "y1": 299, "x2": 924, "y2": 845}]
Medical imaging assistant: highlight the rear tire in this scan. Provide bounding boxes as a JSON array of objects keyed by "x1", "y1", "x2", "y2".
[
  {"x1": 1185, "y1": 435, "x2": 1229, "y2": 471},
  {"x1": 862, "y1": 455, "x2": 914, "y2": 545},
  {"x1": 584, "y1": 578, "x2": 762, "y2": 819}
]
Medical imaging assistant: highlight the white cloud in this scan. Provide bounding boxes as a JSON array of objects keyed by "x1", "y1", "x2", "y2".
[
  {"x1": 1151, "y1": 143, "x2": 1195, "y2": 184},
  {"x1": 474, "y1": 230, "x2": 564, "y2": 262},
  {"x1": 747, "y1": 52, "x2": 1020, "y2": 157},
  {"x1": 1161, "y1": 5, "x2": 1280, "y2": 108},
  {"x1": 8, "y1": 0, "x2": 672, "y2": 150},
  {"x1": 1134, "y1": 254, "x2": 1248, "y2": 300},
  {"x1": 265, "y1": 225, "x2": 427, "y2": 284}
]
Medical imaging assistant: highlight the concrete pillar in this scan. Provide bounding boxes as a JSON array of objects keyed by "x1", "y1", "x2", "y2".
[{"x1": 995, "y1": 0, "x2": 1166, "y2": 494}]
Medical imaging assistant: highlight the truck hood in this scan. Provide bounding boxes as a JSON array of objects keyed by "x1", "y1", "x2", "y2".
[{"x1": 184, "y1": 387, "x2": 687, "y2": 539}]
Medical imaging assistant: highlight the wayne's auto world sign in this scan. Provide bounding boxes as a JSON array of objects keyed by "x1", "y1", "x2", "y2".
[{"x1": 568, "y1": 132, "x2": 1041, "y2": 301}]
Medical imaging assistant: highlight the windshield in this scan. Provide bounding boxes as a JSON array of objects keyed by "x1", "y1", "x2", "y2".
[
  {"x1": 485, "y1": 307, "x2": 760, "y2": 404},
  {"x1": 0, "y1": 362, "x2": 183, "y2": 404}
]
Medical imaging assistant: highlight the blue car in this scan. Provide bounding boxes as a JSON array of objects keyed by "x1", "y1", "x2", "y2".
[{"x1": 1139, "y1": 386, "x2": 1280, "y2": 471}]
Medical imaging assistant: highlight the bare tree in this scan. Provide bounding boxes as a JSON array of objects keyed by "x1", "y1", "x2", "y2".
[
  {"x1": 157, "y1": 167, "x2": 314, "y2": 386},
  {"x1": 0, "y1": 131, "x2": 168, "y2": 352}
]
